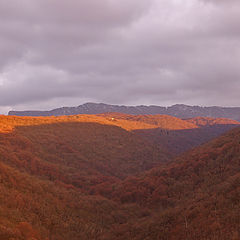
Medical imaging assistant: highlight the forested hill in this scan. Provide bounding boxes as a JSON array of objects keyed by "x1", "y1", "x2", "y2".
[
  {"x1": 0, "y1": 114, "x2": 239, "y2": 239},
  {"x1": 8, "y1": 102, "x2": 240, "y2": 121},
  {"x1": 100, "y1": 126, "x2": 240, "y2": 239}
]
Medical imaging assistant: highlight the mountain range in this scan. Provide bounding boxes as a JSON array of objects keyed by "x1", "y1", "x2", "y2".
[{"x1": 8, "y1": 102, "x2": 240, "y2": 121}]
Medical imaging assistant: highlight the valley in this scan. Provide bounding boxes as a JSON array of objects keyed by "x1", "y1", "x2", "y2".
[{"x1": 0, "y1": 114, "x2": 239, "y2": 239}]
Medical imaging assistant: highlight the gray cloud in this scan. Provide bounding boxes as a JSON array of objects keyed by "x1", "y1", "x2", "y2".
[{"x1": 0, "y1": 0, "x2": 240, "y2": 113}]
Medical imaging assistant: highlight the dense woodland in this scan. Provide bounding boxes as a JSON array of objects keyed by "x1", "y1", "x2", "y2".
[{"x1": 0, "y1": 114, "x2": 239, "y2": 239}]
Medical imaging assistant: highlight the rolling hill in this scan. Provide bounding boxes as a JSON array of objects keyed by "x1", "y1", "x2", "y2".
[
  {"x1": 101, "y1": 126, "x2": 240, "y2": 239},
  {"x1": 0, "y1": 114, "x2": 239, "y2": 239},
  {"x1": 0, "y1": 114, "x2": 167, "y2": 240},
  {"x1": 99, "y1": 113, "x2": 240, "y2": 155}
]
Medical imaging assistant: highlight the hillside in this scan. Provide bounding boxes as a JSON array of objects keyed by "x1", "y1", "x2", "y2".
[
  {"x1": 185, "y1": 116, "x2": 240, "y2": 127},
  {"x1": 8, "y1": 102, "x2": 240, "y2": 121},
  {"x1": 99, "y1": 114, "x2": 240, "y2": 155},
  {"x1": 98, "y1": 113, "x2": 198, "y2": 130},
  {"x1": 0, "y1": 114, "x2": 239, "y2": 239},
  {"x1": 102, "y1": 126, "x2": 240, "y2": 239},
  {"x1": 0, "y1": 115, "x2": 169, "y2": 191},
  {"x1": 2, "y1": 114, "x2": 238, "y2": 158},
  {"x1": 0, "y1": 148, "x2": 155, "y2": 240},
  {"x1": 0, "y1": 115, "x2": 168, "y2": 240}
]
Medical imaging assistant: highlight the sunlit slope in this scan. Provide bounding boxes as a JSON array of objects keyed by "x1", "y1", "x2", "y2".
[
  {"x1": 185, "y1": 116, "x2": 240, "y2": 127},
  {"x1": 98, "y1": 113, "x2": 198, "y2": 129},
  {"x1": 0, "y1": 114, "x2": 158, "y2": 132}
]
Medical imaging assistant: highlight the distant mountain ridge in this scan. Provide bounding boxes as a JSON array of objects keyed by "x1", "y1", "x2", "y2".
[{"x1": 8, "y1": 102, "x2": 240, "y2": 121}]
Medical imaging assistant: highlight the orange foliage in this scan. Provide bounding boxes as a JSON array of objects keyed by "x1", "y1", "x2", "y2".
[
  {"x1": 186, "y1": 116, "x2": 240, "y2": 127},
  {"x1": 0, "y1": 114, "x2": 239, "y2": 239}
]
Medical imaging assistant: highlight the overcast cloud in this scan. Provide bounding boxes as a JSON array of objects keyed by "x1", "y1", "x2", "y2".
[{"x1": 0, "y1": 0, "x2": 240, "y2": 113}]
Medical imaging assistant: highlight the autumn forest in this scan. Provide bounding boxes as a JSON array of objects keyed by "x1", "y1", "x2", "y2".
[{"x1": 0, "y1": 113, "x2": 240, "y2": 240}]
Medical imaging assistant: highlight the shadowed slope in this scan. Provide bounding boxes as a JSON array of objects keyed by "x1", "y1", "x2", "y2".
[
  {"x1": 106, "y1": 127, "x2": 240, "y2": 239},
  {"x1": 0, "y1": 121, "x2": 167, "y2": 193},
  {"x1": 134, "y1": 124, "x2": 240, "y2": 156},
  {"x1": 99, "y1": 114, "x2": 240, "y2": 156},
  {"x1": 0, "y1": 152, "x2": 151, "y2": 240}
]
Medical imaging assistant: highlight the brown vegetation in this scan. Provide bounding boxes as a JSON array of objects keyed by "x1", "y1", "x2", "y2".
[{"x1": 0, "y1": 114, "x2": 239, "y2": 239}]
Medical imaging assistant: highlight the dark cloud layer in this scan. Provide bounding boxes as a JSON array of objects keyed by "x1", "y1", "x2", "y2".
[{"x1": 0, "y1": 0, "x2": 240, "y2": 113}]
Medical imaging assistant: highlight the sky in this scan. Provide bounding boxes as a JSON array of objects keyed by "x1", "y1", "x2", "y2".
[{"x1": 0, "y1": 0, "x2": 240, "y2": 114}]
